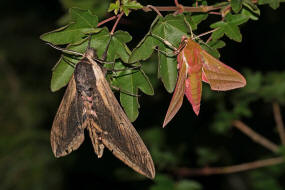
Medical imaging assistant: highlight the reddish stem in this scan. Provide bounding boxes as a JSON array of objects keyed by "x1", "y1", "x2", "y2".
[
  {"x1": 175, "y1": 157, "x2": 285, "y2": 176},
  {"x1": 97, "y1": 16, "x2": 117, "y2": 27},
  {"x1": 111, "y1": 12, "x2": 124, "y2": 35}
]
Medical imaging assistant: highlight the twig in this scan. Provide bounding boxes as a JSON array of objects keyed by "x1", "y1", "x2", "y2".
[
  {"x1": 175, "y1": 157, "x2": 284, "y2": 176},
  {"x1": 232, "y1": 120, "x2": 279, "y2": 153},
  {"x1": 142, "y1": 5, "x2": 221, "y2": 13},
  {"x1": 111, "y1": 12, "x2": 124, "y2": 35},
  {"x1": 146, "y1": 5, "x2": 162, "y2": 17},
  {"x1": 97, "y1": 16, "x2": 117, "y2": 27},
  {"x1": 273, "y1": 102, "x2": 285, "y2": 145}
]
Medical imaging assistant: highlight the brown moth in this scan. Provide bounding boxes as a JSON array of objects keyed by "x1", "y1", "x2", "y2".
[{"x1": 50, "y1": 46, "x2": 155, "y2": 179}]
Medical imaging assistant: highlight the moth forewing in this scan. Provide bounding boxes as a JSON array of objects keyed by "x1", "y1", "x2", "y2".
[
  {"x1": 51, "y1": 47, "x2": 155, "y2": 179},
  {"x1": 51, "y1": 75, "x2": 86, "y2": 157},
  {"x1": 200, "y1": 50, "x2": 247, "y2": 91},
  {"x1": 83, "y1": 49, "x2": 155, "y2": 179}
]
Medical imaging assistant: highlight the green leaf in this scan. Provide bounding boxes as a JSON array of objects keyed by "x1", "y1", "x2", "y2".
[
  {"x1": 122, "y1": 0, "x2": 143, "y2": 10},
  {"x1": 243, "y1": 0, "x2": 261, "y2": 15},
  {"x1": 185, "y1": 13, "x2": 208, "y2": 31},
  {"x1": 231, "y1": 0, "x2": 242, "y2": 13},
  {"x1": 50, "y1": 27, "x2": 133, "y2": 92},
  {"x1": 131, "y1": 14, "x2": 188, "y2": 92},
  {"x1": 108, "y1": 0, "x2": 120, "y2": 14},
  {"x1": 258, "y1": 0, "x2": 280, "y2": 9},
  {"x1": 210, "y1": 14, "x2": 248, "y2": 42},
  {"x1": 112, "y1": 62, "x2": 154, "y2": 122},
  {"x1": 201, "y1": 40, "x2": 225, "y2": 58},
  {"x1": 225, "y1": 13, "x2": 249, "y2": 25},
  {"x1": 241, "y1": 8, "x2": 259, "y2": 20},
  {"x1": 51, "y1": 39, "x2": 89, "y2": 92},
  {"x1": 40, "y1": 8, "x2": 99, "y2": 45}
]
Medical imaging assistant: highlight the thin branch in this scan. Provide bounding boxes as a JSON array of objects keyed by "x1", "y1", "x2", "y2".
[
  {"x1": 97, "y1": 16, "x2": 117, "y2": 27},
  {"x1": 111, "y1": 12, "x2": 124, "y2": 35},
  {"x1": 273, "y1": 102, "x2": 285, "y2": 145},
  {"x1": 142, "y1": 5, "x2": 221, "y2": 13},
  {"x1": 146, "y1": 5, "x2": 162, "y2": 17},
  {"x1": 175, "y1": 157, "x2": 284, "y2": 176},
  {"x1": 232, "y1": 120, "x2": 279, "y2": 153}
]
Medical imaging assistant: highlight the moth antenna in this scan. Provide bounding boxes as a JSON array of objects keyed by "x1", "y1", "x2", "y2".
[
  {"x1": 193, "y1": 29, "x2": 217, "y2": 40},
  {"x1": 87, "y1": 35, "x2": 92, "y2": 49},
  {"x1": 106, "y1": 65, "x2": 141, "y2": 72},
  {"x1": 102, "y1": 34, "x2": 113, "y2": 61},
  {"x1": 150, "y1": 33, "x2": 178, "y2": 51},
  {"x1": 46, "y1": 43, "x2": 83, "y2": 56},
  {"x1": 62, "y1": 57, "x2": 77, "y2": 68},
  {"x1": 154, "y1": 46, "x2": 178, "y2": 57},
  {"x1": 183, "y1": 16, "x2": 194, "y2": 38}
]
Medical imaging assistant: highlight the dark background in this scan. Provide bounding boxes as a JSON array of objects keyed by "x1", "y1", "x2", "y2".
[{"x1": 1, "y1": 0, "x2": 285, "y2": 190}]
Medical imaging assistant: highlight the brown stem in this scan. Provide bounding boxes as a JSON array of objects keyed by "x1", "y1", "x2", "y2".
[
  {"x1": 110, "y1": 12, "x2": 124, "y2": 35},
  {"x1": 146, "y1": 5, "x2": 162, "y2": 17},
  {"x1": 142, "y1": 5, "x2": 221, "y2": 13},
  {"x1": 175, "y1": 157, "x2": 284, "y2": 176},
  {"x1": 97, "y1": 16, "x2": 117, "y2": 27},
  {"x1": 273, "y1": 102, "x2": 285, "y2": 145},
  {"x1": 232, "y1": 120, "x2": 279, "y2": 153}
]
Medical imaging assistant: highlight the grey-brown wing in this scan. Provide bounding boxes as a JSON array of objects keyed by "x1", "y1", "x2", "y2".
[
  {"x1": 51, "y1": 75, "x2": 86, "y2": 157},
  {"x1": 88, "y1": 64, "x2": 155, "y2": 179}
]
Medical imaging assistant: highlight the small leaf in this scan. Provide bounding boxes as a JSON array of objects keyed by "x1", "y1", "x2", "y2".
[
  {"x1": 108, "y1": 0, "x2": 120, "y2": 14},
  {"x1": 241, "y1": 8, "x2": 259, "y2": 20},
  {"x1": 112, "y1": 62, "x2": 154, "y2": 121},
  {"x1": 231, "y1": 0, "x2": 242, "y2": 13},
  {"x1": 185, "y1": 13, "x2": 208, "y2": 31},
  {"x1": 243, "y1": 0, "x2": 261, "y2": 15},
  {"x1": 123, "y1": 0, "x2": 143, "y2": 10},
  {"x1": 258, "y1": 0, "x2": 280, "y2": 9},
  {"x1": 41, "y1": 8, "x2": 99, "y2": 45}
]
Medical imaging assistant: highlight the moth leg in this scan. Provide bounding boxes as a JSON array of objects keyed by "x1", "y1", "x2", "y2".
[
  {"x1": 87, "y1": 125, "x2": 105, "y2": 158},
  {"x1": 110, "y1": 85, "x2": 140, "y2": 97},
  {"x1": 154, "y1": 46, "x2": 178, "y2": 57},
  {"x1": 62, "y1": 57, "x2": 77, "y2": 68}
]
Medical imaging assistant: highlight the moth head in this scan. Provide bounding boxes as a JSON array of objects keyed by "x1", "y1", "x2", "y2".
[{"x1": 84, "y1": 48, "x2": 98, "y2": 60}]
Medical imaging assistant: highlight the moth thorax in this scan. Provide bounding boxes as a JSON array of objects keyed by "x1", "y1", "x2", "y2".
[{"x1": 84, "y1": 48, "x2": 97, "y2": 60}]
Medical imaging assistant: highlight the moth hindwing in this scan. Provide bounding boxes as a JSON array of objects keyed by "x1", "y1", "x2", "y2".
[{"x1": 51, "y1": 47, "x2": 155, "y2": 179}]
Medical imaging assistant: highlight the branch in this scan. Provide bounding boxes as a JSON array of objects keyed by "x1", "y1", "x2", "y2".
[
  {"x1": 273, "y1": 102, "x2": 285, "y2": 145},
  {"x1": 97, "y1": 16, "x2": 117, "y2": 27},
  {"x1": 174, "y1": 157, "x2": 284, "y2": 176},
  {"x1": 232, "y1": 120, "x2": 279, "y2": 153},
  {"x1": 111, "y1": 12, "x2": 124, "y2": 35},
  {"x1": 142, "y1": 5, "x2": 222, "y2": 13}
]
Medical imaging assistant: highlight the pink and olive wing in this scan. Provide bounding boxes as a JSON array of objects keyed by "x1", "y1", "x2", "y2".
[
  {"x1": 51, "y1": 76, "x2": 86, "y2": 157},
  {"x1": 201, "y1": 50, "x2": 246, "y2": 91},
  {"x1": 163, "y1": 59, "x2": 187, "y2": 127},
  {"x1": 184, "y1": 48, "x2": 203, "y2": 116}
]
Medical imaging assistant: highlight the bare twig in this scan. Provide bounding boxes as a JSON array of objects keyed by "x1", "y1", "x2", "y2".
[
  {"x1": 232, "y1": 120, "x2": 279, "y2": 153},
  {"x1": 146, "y1": 5, "x2": 162, "y2": 17},
  {"x1": 111, "y1": 12, "x2": 124, "y2": 35},
  {"x1": 175, "y1": 157, "x2": 284, "y2": 176},
  {"x1": 273, "y1": 102, "x2": 285, "y2": 145},
  {"x1": 142, "y1": 5, "x2": 221, "y2": 13},
  {"x1": 97, "y1": 16, "x2": 117, "y2": 27}
]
